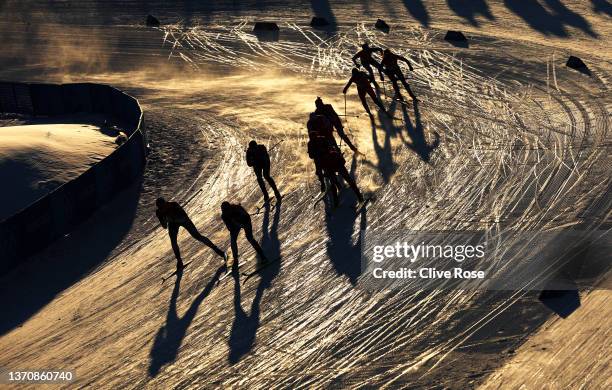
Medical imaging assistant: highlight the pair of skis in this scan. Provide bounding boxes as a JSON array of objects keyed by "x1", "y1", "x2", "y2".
[
  {"x1": 216, "y1": 256, "x2": 281, "y2": 284},
  {"x1": 312, "y1": 185, "x2": 373, "y2": 213}
]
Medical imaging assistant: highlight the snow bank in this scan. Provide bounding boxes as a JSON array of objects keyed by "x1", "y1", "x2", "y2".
[{"x1": 0, "y1": 123, "x2": 116, "y2": 220}]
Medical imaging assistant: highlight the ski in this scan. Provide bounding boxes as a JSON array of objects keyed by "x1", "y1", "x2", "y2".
[
  {"x1": 241, "y1": 257, "x2": 282, "y2": 283},
  {"x1": 161, "y1": 261, "x2": 193, "y2": 284},
  {"x1": 354, "y1": 196, "x2": 373, "y2": 213},
  {"x1": 312, "y1": 188, "x2": 330, "y2": 207}
]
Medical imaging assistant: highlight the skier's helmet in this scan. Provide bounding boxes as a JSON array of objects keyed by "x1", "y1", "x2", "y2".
[
  {"x1": 361, "y1": 42, "x2": 369, "y2": 50},
  {"x1": 315, "y1": 97, "x2": 323, "y2": 109},
  {"x1": 351, "y1": 67, "x2": 360, "y2": 76},
  {"x1": 221, "y1": 201, "x2": 231, "y2": 212},
  {"x1": 156, "y1": 197, "x2": 166, "y2": 208},
  {"x1": 248, "y1": 140, "x2": 257, "y2": 148}
]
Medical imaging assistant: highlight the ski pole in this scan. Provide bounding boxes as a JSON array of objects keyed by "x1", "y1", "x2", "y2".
[
  {"x1": 184, "y1": 188, "x2": 203, "y2": 206},
  {"x1": 269, "y1": 139, "x2": 283, "y2": 151}
]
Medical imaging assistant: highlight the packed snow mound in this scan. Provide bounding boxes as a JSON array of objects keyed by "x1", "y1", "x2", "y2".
[{"x1": 0, "y1": 123, "x2": 117, "y2": 220}]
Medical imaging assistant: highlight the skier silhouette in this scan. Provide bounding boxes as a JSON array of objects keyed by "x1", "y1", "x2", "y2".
[
  {"x1": 221, "y1": 201, "x2": 268, "y2": 265},
  {"x1": 307, "y1": 121, "x2": 364, "y2": 206},
  {"x1": 352, "y1": 42, "x2": 385, "y2": 81},
  {"x1": 246, "y1": 140, "x2": 281, "y2": 203},
  {"x1": 307, "y1": 112, "x2": 339, "y2": 192},
  {"x1": 343, "y1": 68, "x2": 388, "y2": 118},
  {"x1": 381, "y1": 48, "x2": 417, "y2": 102},
  {"x1": 314, "y1": 97, "x2": 358, "y2": 153},
  {"x1": 156, "y1": 197, "x2": 226, "y2": 269}
]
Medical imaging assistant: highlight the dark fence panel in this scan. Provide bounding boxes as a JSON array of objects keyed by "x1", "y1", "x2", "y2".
[
  {"x1": 13, "y1": 83, "x2": 34, "y2": 114},
  {"x1": 0, "y1": 81, "x2": 146, "y2": 274},
  {"x1": 61, "y1": 83, "x2": 93, "y2": 113},
  {"x1": 30, "y1": 83, "x2": 65, "y2": 115},
  {"x1": 0, "y1": 83, "x2": 17, "y2": 113}
]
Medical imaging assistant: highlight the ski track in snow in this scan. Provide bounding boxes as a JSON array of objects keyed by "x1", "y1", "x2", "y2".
[{"x1": 0, "y1": 16, "x2": 610, "y2": 390}]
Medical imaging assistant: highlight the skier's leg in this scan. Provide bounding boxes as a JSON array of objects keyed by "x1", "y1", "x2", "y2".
[
  {"x1": 390, "y1": 75, "x2": 404, "y2": 101},
  {"x1": 399, "y1": 73, "x2": 417, "y2": 100},
  {"x1": 373, "y1": 61, "x2": 385, "y2": 80},
  {"x1": 183, "y1": 219, "x2": 225, "y2": 258},
  {"x1": 338, "y1": 165, "x2": 364, "y2": 202},
  {"x1": 326, "y1": 171, "x2": 340, "y2": 206},
  {"x1": 357, "y1": 88, "x2": 372, "y2": 116},
  {"x1": 229, "y1": 229, "x2": 240, "y2": 263},
  {"x1": 243, "y1": 220, "x2": 267, "y2": 261},
  {"x1": 366, "y1": 85, "x2": 387, "y2": 113},
  {"x1": 254, "y1": 167, "x2": 270, "y2": 201},
  {"x1": 263, "y1": 163, "x2": 281, "y2": 198},
  {"x1": 168, "y1": 224, "x2": 183, "y2": 268},
  {"x1": 314, "y1": 160, "x2": 326, "y2": 192}
]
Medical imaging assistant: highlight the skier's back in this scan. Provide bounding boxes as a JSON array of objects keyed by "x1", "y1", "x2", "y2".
[
  {"x1": 381, "y1": 48, "x2": 417, "y2": 101},
  {"x1": 221, "y1": 201, "x2": 267, "y2": 265},
  {"x1": 314, "y1": 97, "x2": 358, "y2": 153},
  {"x1": 343, "y1": 68, "x2": 388, "y2": 117},
  {"x1": 156, "y1": 197, "x2": 225, "y2": 269},
  {"x1": 246, "y1": 140, "x2": 281, "y2": 202}
]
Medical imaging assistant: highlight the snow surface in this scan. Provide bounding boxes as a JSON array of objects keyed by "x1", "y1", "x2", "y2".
[{"x1": 0, "y1": 1, "x2": 609, "y2": 389}]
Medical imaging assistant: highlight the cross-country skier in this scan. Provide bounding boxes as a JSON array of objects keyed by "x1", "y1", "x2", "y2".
[
  {"x1": 246, "y1": 140, "x2": 281, "y2": 203},
  {"x1": 307, "y1": 112, "x2": 340, "y2": 192},
  {"x1": 381, "y1": 48, "x2": 418, "y2": 102},
  {"x1": 307, "y1": 126, "x2": 364, "y2": 206},
  {"x1": 352, "y1": 42, "x2": 385, "y2": 81},
  {"x1": 314, "y1": 97, "x2": 358, "y2": 153},
  {"x1": 343, "y1": 68, "x2": 388, "y2": 118},
  {"x1": 221, "y1": 201, "x2": 268, "y2": 265},
  {"x1": 156, "y1": 197, "x2": 226, "y2": 270}
]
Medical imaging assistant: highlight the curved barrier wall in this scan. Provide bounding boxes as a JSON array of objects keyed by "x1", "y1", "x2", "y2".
[{"x1": 0, "y1": 82, "x2": 147, "y2": 274}]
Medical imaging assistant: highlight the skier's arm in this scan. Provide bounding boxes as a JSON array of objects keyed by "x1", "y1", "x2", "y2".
[
  {"x1": 343, "y1": 77, "x2": 354, "y2": 94},
  {"x1": 337, "y1": 127, "x2": 357, "y2": 152},
  {"x1": 246, "y1": 150, "x2": 254, "y2": 167},
  {"x1": 156, "y1": 209, "x2": 168, "y2": 229},
  {"x1": 398, "y1": 55, "x2": 414, "y2": 71},
  {"x1": 352, "y1": 52, "x2": 360, "y2": 66}
]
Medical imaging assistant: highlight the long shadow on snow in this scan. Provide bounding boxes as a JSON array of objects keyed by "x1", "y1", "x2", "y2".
[
  {"x1": 324, "y1": 156, "x2": 368, "y2": 285},
  {"x1": 0, "y1": 178, "x2": 142, "y2": 336},
  {"x1": 400, "y1": 0, "x2": 430, "y2": 27},
  {"x1": 446, "y1": 0, "x2": 495, "y2": 26},
  {"x1": 391, "y1": 99, "x2": 440, "y2": 163},
  {"x1": 228, "y1": 201, "x2": 282, "y2": 364},
  {"x1": 148, "y1": 265, "x2": 225, "y2": 377},
  {"x1": 504, "y1": 0, "x2": 597, "y2": 37}
]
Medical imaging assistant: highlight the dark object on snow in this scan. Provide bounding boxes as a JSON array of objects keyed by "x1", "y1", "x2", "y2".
[
  {"x1": 253, "y1": 22, "x2": 280, "y2": 41},
  {"x1": 146, "y1": 15, "x2": 160, "y2": 27},
  {"x1": 444, "y1": 30, "x2": 467, "y2": 41},
  {"x1": 115, "y1": 131, "x2": 128, "y2": 146},
  {"x1": 566, "y1": 56, "x2": 591, "y2": 76},
  {"x1": 444, "y1": 30, "x2": 468, "y2": 48},
  {"x1": 539, "y1": 289, "x2": 581, "y2": 318},
  {"x1": 310, "y1": 16, "x2": 330, "y2": 27},
  {"x1": 375, "y1": 19, "x2": 390, "y2": 33}
]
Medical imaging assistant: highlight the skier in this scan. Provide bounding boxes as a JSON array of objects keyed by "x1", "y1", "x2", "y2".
[
  {"x1": 343, "y1": 68, "x2": 388, "y2": 118},
  {"x1": 221, "y1": 201, "x2": 268, "y2": 265},
  {"x1": 314, "y1": 97, "x2": 358, "y2": 154},
  {"x1": 381, "y1": 48, "x2": 418, "y2": 102},
  {"x1": 156, "y1": 197, "x2": 226, "y2": 270},
  {"x1": 307, "y1": 127, "x2": 364, "y2": 206},
  {"x1": 307, "y1": 112, "x2": 340, "y2": 192},
  {"x1": 352, "y1": 42, "x2": 385, "y2": 81},
  {"x1": 246, "y1": 140, "x2": 281, "y2": 203}
]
